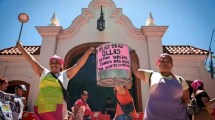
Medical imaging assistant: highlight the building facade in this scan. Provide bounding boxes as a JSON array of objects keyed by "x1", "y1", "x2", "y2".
[{"x1": 0, "y1": 0, "x2": 214, "y2": 112}]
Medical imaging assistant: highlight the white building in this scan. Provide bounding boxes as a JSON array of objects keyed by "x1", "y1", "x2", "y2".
[{"x1": 0, "y1": 0, "x2": 214, "y2": 113}]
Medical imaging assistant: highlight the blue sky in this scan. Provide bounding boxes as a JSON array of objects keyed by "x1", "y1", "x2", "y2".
[{"x1": 0, "y1": 0, "x2": 215, "y2": 53}]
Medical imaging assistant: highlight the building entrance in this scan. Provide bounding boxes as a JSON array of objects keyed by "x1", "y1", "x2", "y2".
[{"x1": 66, "y1": 52, "x2": 137, "y2": 112}]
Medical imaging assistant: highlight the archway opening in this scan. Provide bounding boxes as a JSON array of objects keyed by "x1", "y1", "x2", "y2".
[
  {"x1": 6, "y1": 80, "x2": 30, "y2": 111},
  {"x1": 65, "y1": 42, "x2": 142, "y2": 112}
]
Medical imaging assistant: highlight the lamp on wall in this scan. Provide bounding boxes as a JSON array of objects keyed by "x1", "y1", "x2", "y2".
[{"x1": 97, "y1": 5, "x2": 105, "y2": 31}]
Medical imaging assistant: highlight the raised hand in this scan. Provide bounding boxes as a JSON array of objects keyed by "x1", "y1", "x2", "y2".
[
  {"x1": 130, "y1": 49, "x2": 138, "y2": 69},
  {"x1": 66, "y1": 47, "x2": 96, "y2": 79},
  {"x1": 87, "y1": 47, "x2": 96, "y2": 54},
  {"x1": 130, "y1": 49, "x2": 146, "y2": 81},
  {"x1": 16, "y1": 40, "x2": 44, "y2": 77},
  {"x1": 16, "y1": 40, "x2": 22, "y2": 48}
]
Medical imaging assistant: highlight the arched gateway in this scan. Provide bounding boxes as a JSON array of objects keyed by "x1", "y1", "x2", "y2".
[
  {"x1": 64, "y1": 42, "x2": 142, "y2": 111},
  {"x1": 2, "y1": 0, "x2": 212, "y2": 113}
]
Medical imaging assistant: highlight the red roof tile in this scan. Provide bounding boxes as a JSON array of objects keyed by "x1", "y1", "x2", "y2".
[
  {"x1": 0, "y1": 46, "x2": 40, "y2": 55},
  {"x1": 0, "y1": 45, "x2": 208, "y2": 55},
  {"x1": 163, "y1": 45, "x2": 209, "y2": 55}
]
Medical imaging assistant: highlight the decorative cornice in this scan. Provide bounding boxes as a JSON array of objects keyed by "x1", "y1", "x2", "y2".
[
  {"x1": 36, "y1": 26, "x2": 63, "y2": 38},
  {"x1": 141, "y1": 26, "x2": 168, "y2": 37},
  {"x1": 116, "y1": 14, "x2": 146, "y2": 39},
  {"x1": 59, "y1": 0, "x2": 146, "y2": 40},
  {"x1": 88, "y1": 0, "x2": 116, "y2": 11},
  {"x1": 59, "y1": 0, "x2": 116, "y2": 39},
  {"x1": 59, "y1": 15, "x2": 89, "y2": 39}
]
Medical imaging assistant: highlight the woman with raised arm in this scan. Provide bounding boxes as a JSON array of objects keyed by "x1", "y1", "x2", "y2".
[
  {"x1": 131, "y1": 51, "x2": 190, "y2": 120},
  {"x1": 16, "y1": 41, "x2": 95, "y2": 120}
]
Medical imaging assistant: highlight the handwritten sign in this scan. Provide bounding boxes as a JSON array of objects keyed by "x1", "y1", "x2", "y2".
[
  {"x1": 0, "y1": 91, "x2": 21, "y2": 118},
  {"x1": 96, "y1": 43, "x2": 130, "y2": 72}
]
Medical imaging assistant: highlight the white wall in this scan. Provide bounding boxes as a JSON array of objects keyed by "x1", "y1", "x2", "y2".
[
  {"x1": 173, "y1": 55, "x2": 215, "y2": 108},
  {"x1": 0, "y1": 56, "x2": 40, "y2": 111}
]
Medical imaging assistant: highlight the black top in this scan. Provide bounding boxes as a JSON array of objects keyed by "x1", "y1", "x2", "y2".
[
  {"x1": 195, "y1": 91, "x2": 210, "y2": 108},
  {"x1": 104, "y1": 103, "x2": 115, "y2": 119}
]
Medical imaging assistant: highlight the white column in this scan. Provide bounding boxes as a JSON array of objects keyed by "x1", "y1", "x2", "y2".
[
  {"x1": 141, "y1": 26, "x2": 168, "y2": 71},
  {"x1": 36, "y1": 26, "x2": 62, "y2": 68}
]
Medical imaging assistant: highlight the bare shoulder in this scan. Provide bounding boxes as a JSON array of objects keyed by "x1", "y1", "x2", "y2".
[{"x1": 115, "y1": 86, "x2": 125, "y2": 94}]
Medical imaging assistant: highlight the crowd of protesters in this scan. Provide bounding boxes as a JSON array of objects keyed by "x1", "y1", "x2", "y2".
[{"x1": 1, "y1": 43, "x2": 215, "y2": 120}]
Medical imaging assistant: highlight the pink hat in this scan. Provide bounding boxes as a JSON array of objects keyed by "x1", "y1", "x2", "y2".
[
  {"x1": 156, "y1": 53, "x2": 173, "y2": 66},
  {"x1": 49, "y1": 55, "x2": 64, "y2": 65},
  {"x1": 191, "y1": 80, "x2": 203, "y2": 90}
]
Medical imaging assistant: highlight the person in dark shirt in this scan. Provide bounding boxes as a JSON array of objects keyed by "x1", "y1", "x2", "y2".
[
  {"x1": 191, "y1": 80, "x2": 215, "y2": 120},
  {"x1": 104, "y1": 97, "x2": 115, "y2": 119}
]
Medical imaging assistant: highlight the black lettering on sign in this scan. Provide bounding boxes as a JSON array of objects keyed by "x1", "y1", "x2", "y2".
[
  {"x1": 113, "y1": 55, "x2": 128, "y2": 60},
  {"x1": 105, "y1": 64, "x2": 113, "y2": 69},
  {"x1": 122, "y1": 60, "x2": 129, "y2": 64},
  {"x1": 113, "y1": 60, "x2": 121, "y2": 63},
  {"x1": 102, "y1": 49, "x2": 121, "y2": 57},
  {"x1": 111, "y1": 44, "x2": 124, "y2": 48},
  {"x1": 113, "y1": 64, "x2": 117, "y2": 67},
  {"x1": 99, "y1": 56, "x2": 110, "y2": 62},
  {"x1": 98, "y1": 68, "x2": 103, "y2": 71},
  {"x1": 100, "y1": 60, "x2": 112, "y2": 66}
]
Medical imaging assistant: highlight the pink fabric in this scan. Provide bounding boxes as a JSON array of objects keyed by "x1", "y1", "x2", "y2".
[
  {"x1": 191, "y1": 80, "x2": 203, "y2": 90},
  {"x1": 75, "y1": 99, "x2": 91, "y2": 116},
  {"x1": 50, "y1": 55, "x2": 64, "y2": 65},
  {"x1": 156, "y1": 53, "x2": 172, "y2": 66},
  {"x1": 33, "y1": 104, "x2": 63, "y2": 120}
]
